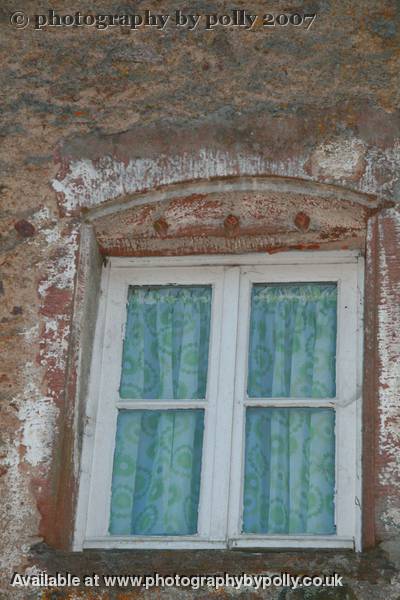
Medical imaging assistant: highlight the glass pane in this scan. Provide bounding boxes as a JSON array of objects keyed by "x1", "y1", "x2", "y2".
[
  {"x1": 247, "y1": 283, "x2": 337, "y2": 398},
  {"x1": 120, "y1": 285, "x2": 212, "y2": 399},
  {"x1": 109, "y1": 409, "x2": 204, "y2": 536},
  {"x1": 243, "y1": 407, "x2": 335, "y2": 535}
]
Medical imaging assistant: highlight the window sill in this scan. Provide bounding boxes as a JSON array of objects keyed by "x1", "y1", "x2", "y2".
[
  {"x1": 229, "y1": 536, "x2": 354, "y2": 550},
  {"x1": 81, "y1": 536, "x2": 354, "y2": 551},
  {"x1": 82, "y1": 537, "x2": 227, "y2": 550}
]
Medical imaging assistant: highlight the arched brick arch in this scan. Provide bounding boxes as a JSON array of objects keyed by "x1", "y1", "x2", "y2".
[{"x1": 83, "y1": 176, "x2": 382, "y2": 256}]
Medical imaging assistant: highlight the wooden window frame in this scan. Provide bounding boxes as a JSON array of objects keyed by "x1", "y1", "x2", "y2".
[{"x1": 74, "y1": 251, "x2": 363, "y2": 551}]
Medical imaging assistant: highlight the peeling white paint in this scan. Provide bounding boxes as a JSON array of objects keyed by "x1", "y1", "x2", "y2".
[
  {"x1": 23, "y1": 564, "x2": 46, "y2": 577},
  {"x1": 360, "y1": 141, "x2": 400, "y2": 197},
  {"x1": 381, "y1": 506, "x2": 400, "y2": 533},
  {"x1": 36, "y1": 226, "x2": 79, "y2": 378},
  {"x1": 19, "y1": 323, "x2": 39, "y2": 342},
  {"x1": 37, "y1": 228, "x2": 78, "y2": 296},
  {"x1": 32, "y1": 206, "x2": 51, "y2": 224},
  {"x1": 52, "y1": 150, "x2": 308, "y2": 212},
  {"x1": 0, "y1": 372, "x2": 47, "y2": 580},
  {"x1": 41, "y1": 225, "x2": 62, "y2": 245},
  {"x1": 32, "y1": 206, "x2": 61, "y2": 244},
  {"x1": 17, "y1": 370, "x2": 59, "y2": 468},
  {"x1": 0, "y1": 444, "x2": 35, "y2": 573},
  {"x1": 53, "y1": 139, "x2": 400, "y2": 217},
  {"x1": 310, "y1": 138, "x2": 366, "y2": 180},
  {"x1": 38, "y1": 326, "x2": 71, "y2": 371},
  {"x1": 377, "y1": 210, "x2": 400, "y2": 490}
]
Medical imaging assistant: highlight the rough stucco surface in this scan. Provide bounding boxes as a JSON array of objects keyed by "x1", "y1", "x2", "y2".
[{"x1": 1, "y1": 0, "x2": 400, "y2": 598}]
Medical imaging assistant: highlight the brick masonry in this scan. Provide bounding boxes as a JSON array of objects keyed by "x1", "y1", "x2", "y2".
[{"x1": 1, "y1": 1, "x2": 400, "y2": 598}]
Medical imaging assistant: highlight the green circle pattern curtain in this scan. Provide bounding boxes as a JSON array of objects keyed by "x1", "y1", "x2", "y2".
[
  {"x1": 243, "y1": 407, "x2": 336, "y2": 534},
  {"x1": 110, "y1": 284, "x2": 211, "y2": 536},
  {"x1": 119, "y1": 285, "x2": 212, "y2": 400},
  {"x1": 110, "y1": 409, "x2": 204, "y2": 535},
  {"x1": 244, "y1": 283, "x2": 337, "y2": 534},
  {"x1": 248, "y1": 283, "x2": 337, "y2": 398}
]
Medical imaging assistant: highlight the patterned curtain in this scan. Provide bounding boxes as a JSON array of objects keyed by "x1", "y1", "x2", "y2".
[
  {"x1": 110, "y1": 409, "x2": 204, "y2": 535},
  {"x1": 248, "y1": 284, "x2": 337, "y2": 398},
  {"x1": 120, "y1": 285, "x2": 212, "y2": 400},
  {"x1": 243, "y1": 407, "x2": 335, "y2": 534},
  {"x1": 110, "y1": 284, "x2": 211, "y2": 535},
  {"x1": 244, "y1": 283, "x2": 337, "y2": 535}
]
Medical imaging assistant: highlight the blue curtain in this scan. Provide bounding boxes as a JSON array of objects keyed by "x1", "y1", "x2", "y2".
[
  {"x1": 110, "y1": 410, "x2": 204, "y2": 535},
  {"x1": 120, "y1": 285, "x2": 212, "y2": 399},
  {"x1": 110, "y1": 282, "x2": 337, "y2": 537},
  {"x1": 243, "y1": 407, "x2": 335, "y2": 535},
  {"x1": 244, "y1": 284, "x2": 337, "y2": 535},
  {"x1": 110, "y1": 284, "x2": 210, "y2": 535},
  {"x1": 248, "y1": 284, "x2": 337, "y2": 398}
]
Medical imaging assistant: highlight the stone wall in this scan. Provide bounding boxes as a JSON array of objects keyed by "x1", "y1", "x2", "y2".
[{"x1": 1, "y1": 1, "x2": 400, "y2": 598}]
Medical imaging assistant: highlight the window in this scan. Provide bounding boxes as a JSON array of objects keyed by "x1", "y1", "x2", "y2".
[{"x1": 76, "y1": 253, "x2": 363, "y2": 551}]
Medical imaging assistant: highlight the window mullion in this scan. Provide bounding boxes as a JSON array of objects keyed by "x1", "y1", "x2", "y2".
[
  {"x1": 227, "y1": 268, "x2": 252, "y2": 539},
  {"x1": 207, "y1": 267, "x2": 241, "y2": 541}
]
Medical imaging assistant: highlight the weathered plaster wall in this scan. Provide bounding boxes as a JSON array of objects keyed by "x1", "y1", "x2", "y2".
[{"x1": 1, "y1": 0, "x2": 400, "y2": 598}]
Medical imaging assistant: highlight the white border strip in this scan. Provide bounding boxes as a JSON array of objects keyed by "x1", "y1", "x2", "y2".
[
  {"x1": 230, "y1": 537, "x2": 354, "y2": 550},
  {"x1": 84, "y1": 537, "x2": 226, "y2": 550},
  {"x1": 110, "y1": 251, "x2": 360, "y2": 269}
]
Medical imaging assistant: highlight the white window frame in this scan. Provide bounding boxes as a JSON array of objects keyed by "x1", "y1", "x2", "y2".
[{"x1": 74, "y1": 251, "x2": 363, "y2": 551}]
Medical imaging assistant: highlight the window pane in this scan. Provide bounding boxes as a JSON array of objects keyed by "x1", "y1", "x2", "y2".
[
  {"x1": 243, "y1": 407, "x2": 335, "y2": 535},
  {"x1": 109, "y1": 409, "x2": 204, "y2": 535},
  {"x1": 120, "y1": 285, "x2": 212, "y2": 399},
  {"x1": 247, "y1": 283, "x2": 337, "y2": 398}
]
